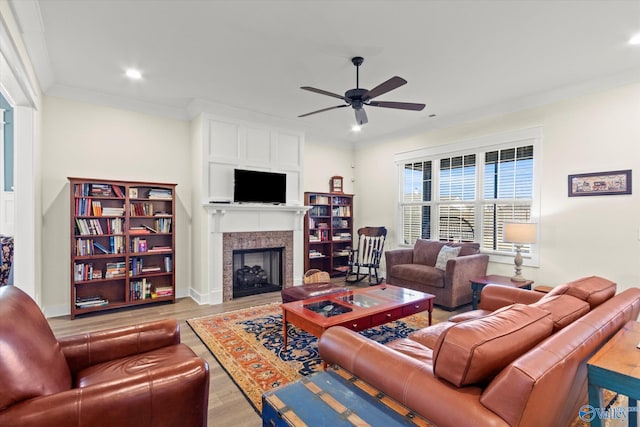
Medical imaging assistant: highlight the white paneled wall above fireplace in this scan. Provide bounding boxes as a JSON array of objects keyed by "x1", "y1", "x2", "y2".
[{"x1": 201, "y1": 114, "x2": 304, "y2": 206}]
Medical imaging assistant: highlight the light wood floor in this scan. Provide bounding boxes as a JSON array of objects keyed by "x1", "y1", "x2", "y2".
[{"x1": 47, "y1": 288, "x2": 465, "y2": 427}]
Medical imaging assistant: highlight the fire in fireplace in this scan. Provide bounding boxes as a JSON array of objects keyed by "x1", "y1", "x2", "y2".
[{"x1": 233, "y1": 247, "x2": 283, "y2": 298}]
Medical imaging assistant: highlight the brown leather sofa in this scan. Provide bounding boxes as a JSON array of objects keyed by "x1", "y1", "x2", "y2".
[
  {"x1": 0, "y1": 285, "x2": 210, "y2": 427},
  {"x1": 319, "y1": 276, "x2": 640, "y2": 427},
  {"x1": 385, "y1": 239, "x2": 489, "y2": 309}
]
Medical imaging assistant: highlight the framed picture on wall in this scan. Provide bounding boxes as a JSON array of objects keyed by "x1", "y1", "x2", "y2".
[{"x1": 568, "y1": 170, "x2": 631, "y2": 197}]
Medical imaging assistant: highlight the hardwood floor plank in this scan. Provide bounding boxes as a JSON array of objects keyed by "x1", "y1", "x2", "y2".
[{"x1": 47, "y1": 288, "x2": 464, "y2": 427}]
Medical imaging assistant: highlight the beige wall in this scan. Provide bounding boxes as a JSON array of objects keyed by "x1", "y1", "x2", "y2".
[
  {"x1": 41, "y1": 96, "x2": 192, "y2": 315},
  {"x1": 303, "y1": 140, "x2": 354, "y2": 195},
  {"x1": 353, "y1": 82, "x2": 640, "y2": 292}
]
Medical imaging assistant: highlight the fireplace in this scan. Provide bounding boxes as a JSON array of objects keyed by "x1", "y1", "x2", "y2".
[
  {"x1": 204, "y1": 204, "x2": 309, "y2": 304},
  {"x1": 233, "y1": 247, "x2": 283, "y2": 298}
]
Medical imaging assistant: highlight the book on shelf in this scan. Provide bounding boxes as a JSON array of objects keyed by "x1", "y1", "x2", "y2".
[
  {"x1": 130, "y1": 202, "x2": 154, "y2": 216},
  {"x1": 93, "y1": 241, "x2": 110, "y2": 254},
  {"x1": 75, "y1": 238, "x2": 95, "y2": 256},
  {"x1": 129, "y1": 226, "x2": 151, "y2": 235},
  {"x1": 164, "y1": 256, "x2": 172, "y2": 272},
  {"x1": 309, "y1": 249, "x2": 324, "y2": 258},
  {"x1": 91, "y1": 200, "x2": 102, "y2": 216},
  {"x1": 105, "y1": 261, "x2": 126, "y2": 278},
  {"x1": 75, "y1": 295, "x2": 109, "y2": 308},
  {"x1": 102, "y1": 206, "x2": 125, "y2": 216},
  {"x1": 76, "y1": 218, "x2": 105, "y2": 236},
  {"x1": 112, "y1": 185, "x2": 124, "y2": 198},
  {"x1": 310, "y1": 195, "x2": 329, "y2": 204},
  {"x1": 148, "y1": 245, "x2": 171, "y2": 252},
  {"x1": 130, "y1": 278, "x2": 152, "y2": 300},
  {"x1": 75, "y1": 197, "x2": 92, "y2": 216},
  {"x1": 109, "y1": 235, "x2": 125, "y2": 253},
  {"x1": 332, "y1": 232, "x2": 352, "y2": 241},
  {"x1": 131, "y1": 237, "x2": 147, "y2": 252},
  {"x1": 154, "y1": 218, "x2": 172, "y2": 233},
  {"x1": 74, "y1": 262, "x2": 93, "y2": 281},
  {"x1": 154, "y1": 286, "x2": 173, "y2": 297},
  {"x1": 147, "y1": 188, "x2": 172, "y2": 199},
  {"x1": 90, "y1": 184, "x2": 112, "y2": 197},
  {"x1": 106, "y1": 217, "x2": 124, "y2": 234},
  {"x1": 130, "y1": 257, "x2": 143, "y2": 275},
  {"x1": 141, "y1": 265, "x2": 162, "y2": 273}
]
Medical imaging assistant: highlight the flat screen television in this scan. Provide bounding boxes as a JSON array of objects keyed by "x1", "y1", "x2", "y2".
[{"x1": 233, "y1": 168, "x2": 286, "y2": 204}]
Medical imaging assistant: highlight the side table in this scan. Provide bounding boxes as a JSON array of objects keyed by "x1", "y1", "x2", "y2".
[
  {"x1": 469, "y1": 274, "x2": 534, "y2": 310},
  {"x1": 586, "y1": 321, "x2": 639, "y2": 427}
]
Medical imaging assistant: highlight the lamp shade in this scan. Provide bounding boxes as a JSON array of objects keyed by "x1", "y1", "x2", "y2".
[{"x1": 504, "y1": 222, "x2": 537, "y2": 244}]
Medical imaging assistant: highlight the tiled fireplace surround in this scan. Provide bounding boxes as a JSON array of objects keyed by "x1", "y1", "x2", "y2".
[
  {"x1": 205, "y1": 204, "x2": 308, "y2": 303},
  {"x1": 223, "y1": 231, "x2": 293, "y2": 301}
]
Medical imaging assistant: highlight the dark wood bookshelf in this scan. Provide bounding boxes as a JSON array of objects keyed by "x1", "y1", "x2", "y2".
[
  {"x1": 68, "y1": 177, "x2": 176, "y2": 319},
  {"x1": 303, "y1": 192, "x2": 353, "y2": 276}
]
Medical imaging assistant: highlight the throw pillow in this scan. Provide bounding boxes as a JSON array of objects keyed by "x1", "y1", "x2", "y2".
[{"x1": 434, "y1": 245, "x2": 462, "y2": 270}]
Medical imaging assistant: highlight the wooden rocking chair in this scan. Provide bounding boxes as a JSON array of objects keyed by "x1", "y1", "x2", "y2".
[{"x1": 345, "y1": 226, "x2": 387, "y2": 285}]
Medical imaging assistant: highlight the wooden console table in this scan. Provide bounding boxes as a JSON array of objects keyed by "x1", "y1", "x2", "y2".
[
  {"x1": 587, "y1": 321, "x2": 639, "y2": 427},
  {"x1": 469, "y1": 274, "x2": 534, "y2": 310}
]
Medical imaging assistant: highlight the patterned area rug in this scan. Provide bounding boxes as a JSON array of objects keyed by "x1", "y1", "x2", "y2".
[{"x1": 187, "y1": 302, "x2": 432, "y2": 413}]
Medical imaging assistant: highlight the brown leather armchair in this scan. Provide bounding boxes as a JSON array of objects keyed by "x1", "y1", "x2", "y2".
[{"x1": 0, "y1": 285, "x2": 209, "y2": 427}]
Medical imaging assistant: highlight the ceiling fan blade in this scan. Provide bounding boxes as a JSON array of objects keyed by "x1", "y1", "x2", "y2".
[
  {"x1": 298, "y1": 105, "x2": 348, "y2": 118},
  {"x1": 300, "y1": 86, "x2": 345, "y2": 100},
  {"x1": 363, "y1": 76, "x2": 407, "y2": 100},
  {"x1": 368, "y1": 101, "x2": 426, "y2": 111},
  {"x1": 355, "y1": 108, "x2": 368, "y2": 125}
]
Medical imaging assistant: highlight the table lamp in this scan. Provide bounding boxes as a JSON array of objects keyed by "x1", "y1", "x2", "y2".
[{"x1": 503, "y1": 222, "x2": 537, "y2": 282}]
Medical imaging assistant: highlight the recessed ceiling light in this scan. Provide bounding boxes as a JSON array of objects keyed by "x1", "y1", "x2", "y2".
[
  {"x1": 125, "y1": 68, "x2": 142, "y2": 80},
  {"x1": 629, "y1": 33, "x2": 640, "y2": 45},
  {"x1": 351, "y1": 125, "x2": 362, "y2": 132}
]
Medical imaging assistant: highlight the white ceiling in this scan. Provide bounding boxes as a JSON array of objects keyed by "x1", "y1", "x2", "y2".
[{"x1": 10, "y1": 0, "x2": 640, "y2": 145}]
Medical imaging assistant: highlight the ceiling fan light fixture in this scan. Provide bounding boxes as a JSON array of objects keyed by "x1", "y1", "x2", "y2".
[
  {"x1": 125, "y1": 68, "x2": 143, "y2": 80},
  {"x1": 298, "y1": 56, "x2": 425, "y2": 124},
  {"x1": 351, "y1": 124, "x2": 362, "y2": 132}
]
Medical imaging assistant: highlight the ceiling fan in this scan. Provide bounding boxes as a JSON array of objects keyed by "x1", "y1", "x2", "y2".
[{"x1": 298, "y1": 56, "x2": 425, "y2": 126}]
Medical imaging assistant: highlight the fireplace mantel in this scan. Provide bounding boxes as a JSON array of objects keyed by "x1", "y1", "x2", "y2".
[{"x1": 203, "y1": 203, "x2": 310, "y2": 304}]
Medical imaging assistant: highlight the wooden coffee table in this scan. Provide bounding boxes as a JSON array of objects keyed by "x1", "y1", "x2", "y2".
[{"x1": 281, "y1": 284, "x2": 434, "y2": 348}]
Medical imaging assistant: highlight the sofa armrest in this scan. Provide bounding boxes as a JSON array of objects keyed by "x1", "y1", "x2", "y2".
[
  {"x1": 59, "y1": 319, "x2": 181, "y2": 374},
  {"x1": 478, "y1": 284, "x2": 544, "y2": 311},
  {"x1": 384, "y1": 248, "x2": 414, "y2": 270},
  {"x1": 319, "y1": 327, "x2": 509, "y2": 427},
  {"x1": 0, "y1": 357, "x2": 209, "y2": 427},
  {"x1": 444, "y1": 253, "x2": 489, "y2": 288}
]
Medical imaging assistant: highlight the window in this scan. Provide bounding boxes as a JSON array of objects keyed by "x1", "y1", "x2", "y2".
[
  {"x1": 0, "y1": 93, "x2": 13, "y2": 192},
  {"x1": 396, "y1": 128, "x2": 540, "y2": 260}
]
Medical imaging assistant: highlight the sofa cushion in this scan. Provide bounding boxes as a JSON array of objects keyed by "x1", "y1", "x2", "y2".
[
  {"x1": 542, "y1": 276, "x2": 616, "y2": 309},
  {"x1": 434, "y1": 245, "x2": 462, "y2": 270},
  {"x1": 413, "y1": 239, "x2": 445, "y2": 266},
  {"x1": 76, "y1": 344, "x2": 198, "y2": 387},
  {"x1": 446, "y1": 241, "x2": 480, "y2": 257},
  {"x1": 565, "y1": 276, "x2": 616, "y2": 309},
  {"x1": 407, "y1": 321, "x2": 456, "y2": 349},
  {"x1": 531, "y1": 294, "x2": 590, "y2": 331},
  {"x1": 0, "y1": 286, "x2": 72, "y2": 410},
  {"x1": 390, "y1": 264, "x2": 445, "y2": 288},
  {"x1": 432, "y1": 304, "x2": 553, "y2": 387}
]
